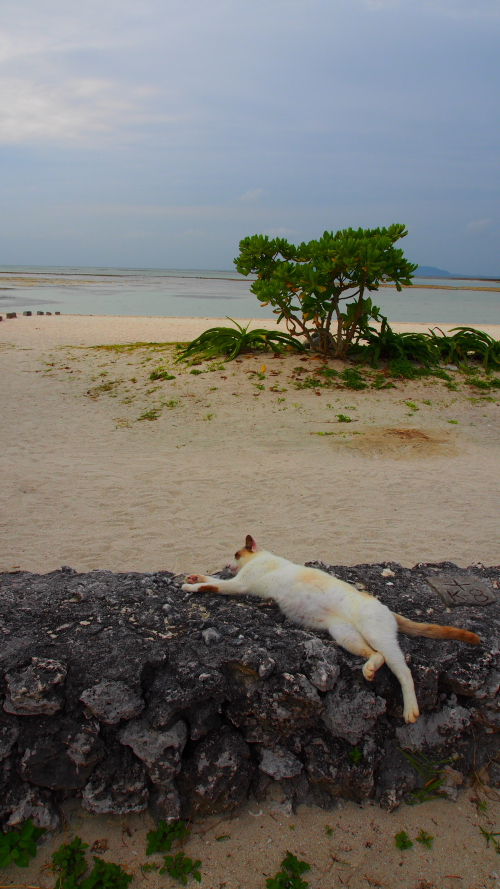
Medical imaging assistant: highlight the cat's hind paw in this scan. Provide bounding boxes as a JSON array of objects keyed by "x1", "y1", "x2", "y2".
[
  {"x1": 363, "y1": 662, "x2": 376, "y2": 682},
  {"x1": 362, "y1": 653, "x2": 385, "y2": 682}
]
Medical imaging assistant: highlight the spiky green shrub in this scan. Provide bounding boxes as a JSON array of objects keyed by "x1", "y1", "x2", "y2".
[
  {"x1": 352, "y1": 316, "x2": 440, "y2": 367},
  {"x1": 176, "y1": 318, "x2": 305, "y2": 362},
  {"x1": 429, "y1": 326, "x2": 500, "y2": 370}
]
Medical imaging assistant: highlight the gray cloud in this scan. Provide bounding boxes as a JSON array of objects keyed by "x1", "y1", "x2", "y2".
[{"x1": 0, "y1": 0, "x2": 498, "y2": 274}]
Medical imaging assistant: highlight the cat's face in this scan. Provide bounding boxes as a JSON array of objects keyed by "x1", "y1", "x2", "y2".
[{"x1": 228, "y1": 535, "x2": 259, "y2": 574}]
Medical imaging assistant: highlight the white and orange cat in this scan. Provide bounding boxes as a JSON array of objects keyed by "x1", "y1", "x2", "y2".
[{"x1": 182, "y1": 536, "x2": 481, "y2": 724}]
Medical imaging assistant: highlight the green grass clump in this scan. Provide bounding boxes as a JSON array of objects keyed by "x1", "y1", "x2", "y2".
[
  {"x1": 91, "y1": 342, "x2": 173, "y2": 354},
  {"x1": 400, "y1": 749, "x2": 454, "y2": 803},
  {"x1": 0, "y1": 818, "x2": 46, "y2": 868},
  {"x1": 415, "y1": 829, "x2": 434, "y2": 849},
  {"x1": 159, "y1": 852, "x2": 201, "y2": 884},
  {"x1": 80, "y1": 857, "x2": 132, "y2": 889},
  {"x1": 150, "y1": 368, "x2": 175, "y2": 381},
  {"x1": 348, "y1": 746, "x2": 362, "y2": 764},
  {"x1": 340, "y1": 368, "x2": 367, "y2": 389},
  {"x1": 146, "y1": 820, "x2": 190, "y2": 854},
  {"x1": 52, "y1": 838, "x2": 89, "y2": 889},
  {"x1": 137, "y1": 408, "x2": 160, "y2": 421},
  {"x1": 317, "y1": 365, "x2": 339, "y2": 379},
  {"x1": 394, "y1": 831, "x2": 413, "y2": 851},
  {"x1": 146, "y1": 820, "x2": 200, "y2": 885},
  {"x1": 266, "y1": 852, "x2": 310, "y2": 889},
  {"x1": 294, "y1": 376, "x2": 328, "y2": 389},
  {"x1": 479, "y1": 826, "x2": 500, "y2": 854}
]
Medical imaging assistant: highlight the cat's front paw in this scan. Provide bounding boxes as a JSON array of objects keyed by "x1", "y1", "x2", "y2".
[
  {"x1": 403, "y1": 704, "x2": 420, "y2": 724},
  {"x1": 186, "y1": 574, "x2": 208, "y2": 584}
]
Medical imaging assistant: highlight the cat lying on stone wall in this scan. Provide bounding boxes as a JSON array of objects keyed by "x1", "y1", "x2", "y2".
[{"x1": 182, "y1": 535, "x2": 480, "y2": 724}]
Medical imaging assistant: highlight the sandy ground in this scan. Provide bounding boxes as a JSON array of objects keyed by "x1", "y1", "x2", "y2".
[
  {"x1": 0, "y1": 314, "x2": 499, "y2": 574},
  {"x1": 1, "y1": 313, "x2": 500, "y2": 889}
]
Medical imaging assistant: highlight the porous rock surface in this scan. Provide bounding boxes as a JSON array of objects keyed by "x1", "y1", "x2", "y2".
[{"x1": 0, "y1": 561, "x2": 499, "y2": 830}]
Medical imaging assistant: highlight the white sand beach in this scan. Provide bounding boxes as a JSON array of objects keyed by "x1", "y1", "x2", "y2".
[
  {"x1": 1, "y1": 314, "x2": 499, "y2": 574},
  {"x1": 1, "y1": 313, "x2": 499, "y2": 889}
]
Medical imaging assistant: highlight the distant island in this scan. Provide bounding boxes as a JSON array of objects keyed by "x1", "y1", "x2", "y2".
[{"x1": 414, "y1": 265, "x2": 454, "y2": 277}]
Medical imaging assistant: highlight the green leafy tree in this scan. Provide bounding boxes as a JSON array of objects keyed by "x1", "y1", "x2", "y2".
[{"x1": 234, "y1": 225, "x2": 416, "y2": 358}]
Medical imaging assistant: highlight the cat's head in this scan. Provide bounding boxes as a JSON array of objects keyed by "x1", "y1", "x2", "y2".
[{"x1": 228, "y1": 535, "x2": 260, "y2": 574}]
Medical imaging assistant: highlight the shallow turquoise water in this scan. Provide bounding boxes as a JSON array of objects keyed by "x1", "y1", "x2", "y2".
[{"x1": 0, "y1": 266, "x2": 499, "y2": 324}]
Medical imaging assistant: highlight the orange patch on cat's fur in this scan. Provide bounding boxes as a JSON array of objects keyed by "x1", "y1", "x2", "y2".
[{"x1": 198, "y1": 584, "x2": 220, "y2": 593}]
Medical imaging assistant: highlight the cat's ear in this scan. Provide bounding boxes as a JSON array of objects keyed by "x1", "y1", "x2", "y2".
[{"x1": 245, "y1": 535, "x2": 258, "y2": 552}]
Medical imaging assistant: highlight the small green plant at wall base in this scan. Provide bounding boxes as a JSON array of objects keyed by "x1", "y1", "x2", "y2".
[
  {"x1": 479, "y1": 827, "x2": 500, "y2": 854},
  {"x1": 349, "y1": 746, "x2": 363, "y2": 764},
  {"x1": 140, "y1": 862, "x2": 159, "y2": 874},
  {"x1": 146, "y1": 820, "x2": 190, "y2": 855},
  {"x1": 80, "y1": 856, "x2": 132, "y2": 889},
  {"x1": 336, "y1": 414, "x2": 352, "y2": 423},
  {"x1": 159, "y1": 852, "x2": 201, "y2": 884},
  {"x1": 415, "y1": 829, "x2": 434, "y2": 849},
  {"x1": 265, "y1": 851, "x2": 311, "y2": 889},
  {"x1": 325, "y1": 825, "x2": 334, "y2": 836},
  {"x1": 400, "y1": 749, "x2": 453, "y2": 803},
  {"x1": 395, "y1": 831, "x2": 413, "y2": 851},
  {"x1": 190, "y1": 368, "x2": 203, "y2": 375},
  {"x1": 52, "y1": 837, "x2": 89, "y2": 889},
  {"x1": 0, "y1": 818, "x2": 46, "y2": 868}
]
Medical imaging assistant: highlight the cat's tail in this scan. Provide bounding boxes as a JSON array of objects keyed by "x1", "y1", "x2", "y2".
[{"x1": 394, "y1": 613, "x2": 480, "y2": 645}]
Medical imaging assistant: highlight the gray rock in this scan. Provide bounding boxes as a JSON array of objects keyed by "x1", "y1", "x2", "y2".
[
  {"x1": 322, "y1": 681, "x2": 386, "y2": 743},
  {"x1": 80, "y1": 680, "x2": 144, "y2": 724},
  {"x1": 4, "y1": 658, "x2": 66, "y2": 715},
  {"x1": 19, "y1": 722, "x2": 103, "y2": 790},
  {"x1": 202, "y1": 628, "x2": 222, "y2": 645},
  {"x1": 178, "y1": 725, "x2": 254, "y2": 817},
  {"x1": 2, "y1": 785, "x2": 60, "y2": 832},
  {"x1": 82, "y1": 745, "x2": 149, "y2": 814},
  {"x1": 397, "y1": 699, "x2": 471, "y2": 752},
  {"x1": 148, "y1": 783, "x2": 181, "y2": 823},
  {"x1": 488, "y1": 761, "x2": 500, "y2": 787},
  {"x1": 0, "y1": 714, "x2": 19, "y2": 760},
  {"x1": 258, "y1": 745, "x2": 303, "y2": 779},
  {"x1": 119, "y1": 719, "x2": 187, "y2": 786}
]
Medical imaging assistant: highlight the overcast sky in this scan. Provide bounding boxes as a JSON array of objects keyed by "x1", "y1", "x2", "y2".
[{"x1": 0, "y1": 0, "x2": 498, "y2": 274}]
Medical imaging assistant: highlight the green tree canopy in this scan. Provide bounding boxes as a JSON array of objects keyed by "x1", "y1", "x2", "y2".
[{"x1": 234, "y1": 224, "x2": 417, "y2": 357}]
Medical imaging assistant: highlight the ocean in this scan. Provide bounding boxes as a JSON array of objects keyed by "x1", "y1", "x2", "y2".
[{"x1": 0, "y1": 266, "x2": 499, "y2": 324}]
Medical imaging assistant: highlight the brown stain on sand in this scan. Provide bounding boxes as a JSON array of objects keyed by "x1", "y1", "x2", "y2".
[{"x1": 337, "y1": 427, "x2": 459, "y2": 459}]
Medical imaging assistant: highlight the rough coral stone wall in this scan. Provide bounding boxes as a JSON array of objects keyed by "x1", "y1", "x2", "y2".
[{"x1": 0, "y1": 561, "x2": 499, "y2": 831}]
